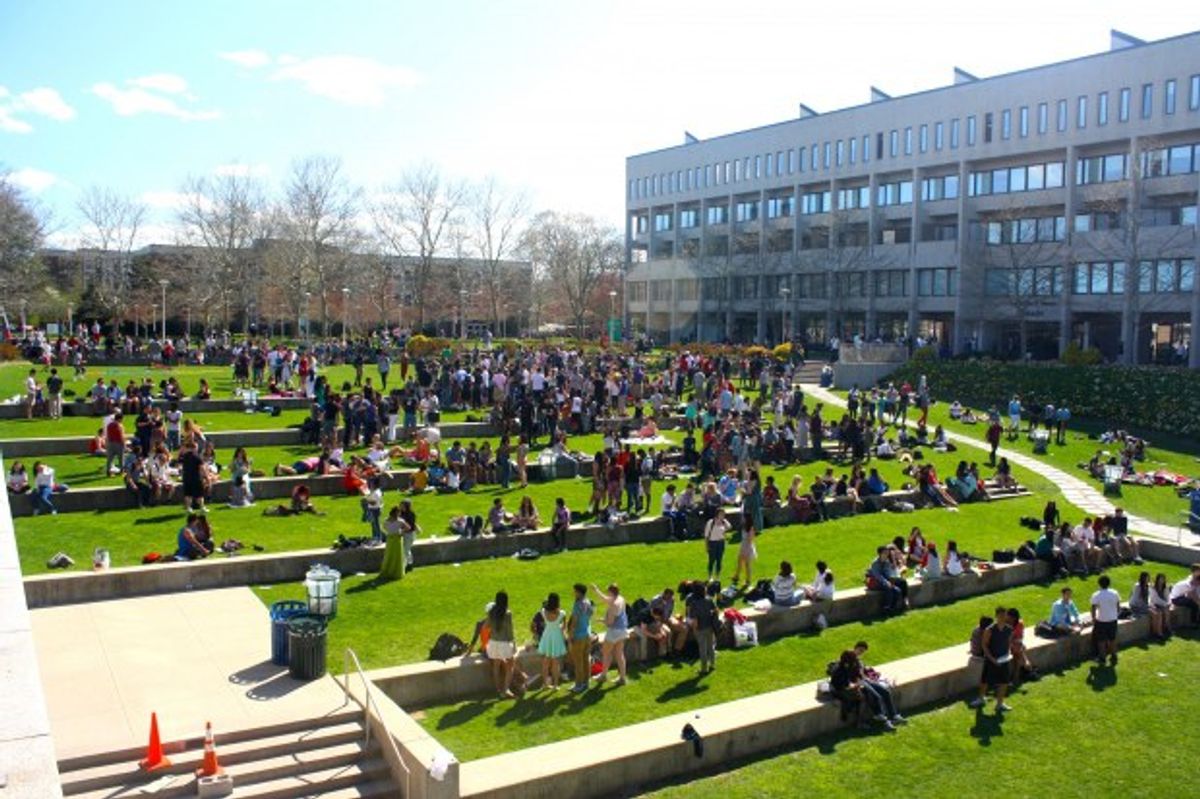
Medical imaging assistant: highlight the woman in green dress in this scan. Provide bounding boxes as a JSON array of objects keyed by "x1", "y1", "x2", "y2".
[
  {"x1": 378, "y1": 505, "x2": 410, "y2": 581},
  {"x1": 537, "y1": 593, "x2": 568, "y2": 690}
]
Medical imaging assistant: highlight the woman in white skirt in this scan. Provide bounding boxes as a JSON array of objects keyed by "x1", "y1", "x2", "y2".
[
  {"x1": 591, "y1": 583, "x2": 629, "y2": 686},
  {"x1": 484, "y1": 592, "x2": 517, "y2": 698}
]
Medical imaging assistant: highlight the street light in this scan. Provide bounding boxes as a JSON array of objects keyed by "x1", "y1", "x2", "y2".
[
  {"x1": 158, "y1": 279, "x2": 168, "y2": 340},
  {"x1": 779, "y1": 286, "x2": 791, "y2": 346},
  {"x1": 341, "y1": 287, "x2": 350, "y2": 344},
  {"x1": 609, "y1": 289, "x2": 618, "y2": 341},
  {"x1": 459, "y1": 288, "x2": 468, "y2": 341}
]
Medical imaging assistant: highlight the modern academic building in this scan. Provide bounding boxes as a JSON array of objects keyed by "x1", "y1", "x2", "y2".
[{"x1": 623, "y1": 30, "x2": 1200, "y2": 366}]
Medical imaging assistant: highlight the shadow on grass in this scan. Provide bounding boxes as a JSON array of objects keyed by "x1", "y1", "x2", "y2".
[
  {"x1": 1086, "y1": 664, "x2": 1118, "y2": 692},
  {"x1": 133, "y1": 512, "x2": 183, "y2": 525},
  {"x1": 968, "y1": 706, "x2": 1006, "y2": 745},
  {"x1": 435, "y1": 699, "x2": 497, "y2": 731},
  {"x1": 656, "y1": 673, "x2": 710, "y2": 704}
]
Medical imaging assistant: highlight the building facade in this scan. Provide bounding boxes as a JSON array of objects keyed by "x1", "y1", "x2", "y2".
[{"x1": 624, "y1": 30, "x2": 1200, "y2": 366}]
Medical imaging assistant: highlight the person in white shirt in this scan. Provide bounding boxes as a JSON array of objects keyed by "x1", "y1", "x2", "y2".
[
  {"x1": 1090, "y1": 575, "x2": 1122, "y2": 666},
  {"x1": 24, "y1": 369, "x2": 39, "y2": 419},
  {"x1": 945, "y1": 540, "x2": 967, "y2": 576},
  {"x1": 770, "y1": 561, "x2": 801, "y2": 606},
  {"x1": 1169, "y1": 570, "x2": 1200, "y2": 624},
  {"x1": 31, "y1": 461, "x2": 57, "y2": 515}
]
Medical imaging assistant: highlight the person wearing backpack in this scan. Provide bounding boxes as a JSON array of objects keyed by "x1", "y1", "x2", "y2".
[{"x1": 688, "y1": 582, "x2": 721, "y2": 674}]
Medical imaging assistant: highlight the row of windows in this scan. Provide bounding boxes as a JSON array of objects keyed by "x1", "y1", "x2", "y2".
[
  {"x1": 981, "y1": 215, "x2": 1067, "y2": 245},
  {"x1": 1072, "y1": 259, "x2": 1197, "y2": 295},
  {"x1": 628, "y1": 75, "x2": 1200, "y2": 201},
  {"x1": 1142, "y1": 142, "x2": 1200, "y2": 178},
  {"x1": 968, "y1": 160, "x2": 1066, "y2": 196},
  {"x1": 985, "y1": 266, "x2": 1065, "y2": 296},
  {"x1": 634, "y1": 269, "x2": 960, "y2": 302}
]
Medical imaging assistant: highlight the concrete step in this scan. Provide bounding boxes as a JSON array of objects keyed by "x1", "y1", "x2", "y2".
[
  {"x1": 61, "y1": 718, "x2": 368, "y2": 795},
  {"x1": 58, "y1": 709, "x2": 364, "y2": 773},
  {"x1": 217, "y1": 756, "x2": 390, "y2": 799}
]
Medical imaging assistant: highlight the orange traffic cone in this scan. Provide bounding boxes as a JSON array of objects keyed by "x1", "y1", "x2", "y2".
[
  {"x1": 195, "y1": 721, "x2": 224, "y2": 778},
  {"x1": 138, "y1": 712, "x2": 172, "y2": 771}
]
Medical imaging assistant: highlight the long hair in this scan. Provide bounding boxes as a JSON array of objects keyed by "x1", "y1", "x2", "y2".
[{"x1": 489, "y1": 591, "x2": 509, "y2": 625}]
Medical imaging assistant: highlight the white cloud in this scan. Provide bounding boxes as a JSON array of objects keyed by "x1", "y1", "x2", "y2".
[
  {"x1": 17, "y1": 87, "x2": 76, "y2": 120},
  {"x1": 9, "y1": 167, "x2": 58, "y2": 192},
  {"x1": 215, "y1": 162, "x2": 269, "y2": 177},
  {"x1": 219, "y1": 49, "x2": 271, "y2": 68},
  {"x1": 128, "y1": 73, "x2": 189, "y2": 95},
  {"x1": 0, "y1": 84, "x2": 76, "y2": 133},
  {"x1": 92, "y1": 79, "x2": 220, "y2": 121},
  {"x1": 270, "y1": 55, "x2": 420, "y2": 107}
]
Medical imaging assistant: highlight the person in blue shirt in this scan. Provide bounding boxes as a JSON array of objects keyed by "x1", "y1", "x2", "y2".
[
  {"x1": 1188, "y1": 488, "x2": 1200, "y2": 531},
  {"x1": 864, "y1": 468, "x2": 889, "y2": 497},
  {"x1": 1007, "y1": 396, "x2": 1022, "y2": 441},
  {"x1": 868, "y1": 546, "x2": 908, "y2": 613},
  {"x1": 173, "y1": 513, "x2": 211, "y2": 561},
  {"x1": 1048, "y1": 586, "x2": 1082, "y2": 634},
  {"x1": 1055, "y1": 402, "x2": 1071, "y2": 445}
]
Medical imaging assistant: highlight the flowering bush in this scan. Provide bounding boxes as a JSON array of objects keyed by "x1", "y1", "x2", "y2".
[
  {"x1": 772, "y1": 342, "x2": 793, "y2": 362},
  {"x1": 405, "y1": 335, "x2": 451, "y2": 357},
  {"x1": 891, "y1": 359, "x2": 1200, "y2": 436}
]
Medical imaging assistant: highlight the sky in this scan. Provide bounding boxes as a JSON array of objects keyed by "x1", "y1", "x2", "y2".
[{"x1": 3, "y1": 0, "x2": 1200, "y2": 246}]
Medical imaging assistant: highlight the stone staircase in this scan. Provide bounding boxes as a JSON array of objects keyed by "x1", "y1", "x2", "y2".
[
  {"x1": 793, "y1": 361, "x2": 826, "y2": 383},
  {"x1": 57, "y1": 709, "x2": 397, "y2": 799}
]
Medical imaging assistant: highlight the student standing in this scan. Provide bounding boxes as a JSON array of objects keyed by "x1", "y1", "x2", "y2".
[{"x1": 1091, "y1": 575, "x2": 1122, "y2": 666}]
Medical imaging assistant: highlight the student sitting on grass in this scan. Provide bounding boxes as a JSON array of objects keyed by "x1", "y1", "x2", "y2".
[
  {"x1": 945, "y1": 540, "x2": 971, "y2": 576},
  {"x1": 549, "y1": 497, "x2": 571, "y2": 551},
  {"x1": 488, "y1": 497, "x2": 518, "y2": 535},
  {"x1": 1035, "y1": 526, "x2": 1070, "y2": 576},
  {"x1": 6, "y1": 461, "x2": 29, "y2": 494},
  {"x1": 173, "y1": 513, "x2": 212, "y2": 561},
  {"x1": 771, "y1": 561, "x2": 801, "y2": 607},
  {"x1": 263, "y1": 484, "x2": 323, "y2": 516}
]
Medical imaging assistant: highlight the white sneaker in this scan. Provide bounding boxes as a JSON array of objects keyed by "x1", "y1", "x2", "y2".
[
  {"x1": 968, "y1": 696, "x2": 985, "y2": 708},
  {"x1": 996, "y1": 702, "x2": 1013, "y2": 712}
]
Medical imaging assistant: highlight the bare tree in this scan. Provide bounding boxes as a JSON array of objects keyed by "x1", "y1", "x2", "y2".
[
  {"x1": 470, "y1": 177, "x2": 527, "y2": 335},
  {"x1": 0, "y1": 170, "x2": 50, "y2": 315},
  {"x1": 372, "y1": 164, "x2": 465, "y2": 331},
  {"x1": 176, "y1": 172, "x2": 267, "y2": 332},
  {"x1": 524, "y1": 211, "x2": 622, "y2": 338},
  {"x1": 76, "y1": 185, "x2": 146, "y2": 332},
  {"x1": 281, "y1": 156, "x2": 363, "y2": 335}
]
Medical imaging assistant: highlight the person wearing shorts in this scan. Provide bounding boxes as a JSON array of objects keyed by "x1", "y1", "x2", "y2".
[
  {"x1": 483, "y1": 592, "x2": 517, "y2": 698},
  {"x1": 969, "y1": 606, "x2": 1013, "y2": 711},
  {"x1": 591, "y1": 583, "x2": 628, "y2": 685},
  {"x1": 1091, "y1": 575, "x2": 1122, "y2": 666}
]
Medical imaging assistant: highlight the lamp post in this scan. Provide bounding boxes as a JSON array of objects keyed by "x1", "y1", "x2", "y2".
[
  {"x1": 341, "y1": 287, "x2": 350, "y2": 344},
  {"x1": 459, "y1": 288, "x2": 468, "y2": 341},
  {"x1": 779, "y1": 286, "x2": 791, "y2": 345},
  {"x1": 159, "y1": 279, "x2": 168, "y2": 340},
  {"x1": 608, "y1": 289, "x2": 618, "y2": 341}
]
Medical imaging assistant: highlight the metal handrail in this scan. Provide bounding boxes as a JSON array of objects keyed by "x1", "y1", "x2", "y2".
[{"x1": 342, "y1": 647, "x2": 411, "y2": 796}]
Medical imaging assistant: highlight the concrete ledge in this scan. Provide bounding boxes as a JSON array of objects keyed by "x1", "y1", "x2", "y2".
[
  {"x1": 455, "y1": 609, "x2": 1187, "y2": 799},
  {"x1": 6, "y1": 469, "x2": 418, "y2": 517},
  {"x1": 1137, "y1": 538, "x2": 1200, "y2": 565},
  {"x1": 369, "y1": 559, "x2": 1051, "y2": 709},
  {"x1": 0, "y1": 396, "x2": 313, "y2": 419},
  {"x1": 0, "y1": 427, "x2": 306, "y2": 457},
  {"x1": 21, "y1": 513, "x2": 678, "y2": 608},
  {"x1": 0, "y1": 461, "x2": 64, "y2": 798}
]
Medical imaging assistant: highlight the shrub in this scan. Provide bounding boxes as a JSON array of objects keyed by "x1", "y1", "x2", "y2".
[
  {"x1": 1061, "y1": 343, "x2": 1102, "y2": 366},
  {"x1": 772, "y1": 342, "x2": 793, "y2": 362}
]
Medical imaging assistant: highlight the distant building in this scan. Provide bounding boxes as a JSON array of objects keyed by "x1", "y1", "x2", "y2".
[{"x1": 625, "y1": 29, "x2": 1200, "y2": 365}]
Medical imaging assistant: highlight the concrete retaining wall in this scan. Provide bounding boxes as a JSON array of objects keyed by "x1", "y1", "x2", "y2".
[
  {"x1": 0, "y1": 396, "x2": 313, "y2": 419},
  {"x1": 455, "y1": 609, "x2": 1186, "y2": 799},
  {"x1": 0, "y1": 427, "x2": 306, "y2": 457},
  {"x1": 833, "y1": 362, "x2": 903, "y2": 390},
  {"x1": 0, "y1": 460, "x2": 64, "y2": 798},
  {"x1": 369, "y1": 559, "x2": 1051, "y2": 710}
]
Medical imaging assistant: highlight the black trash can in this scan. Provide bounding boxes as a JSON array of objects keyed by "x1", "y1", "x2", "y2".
[
  {"x1": 270, "y1": 600, "x2": 308, "y2": 666},
  {"x1": 287, "y1": 614, "x2": 328, "y2": 680}
]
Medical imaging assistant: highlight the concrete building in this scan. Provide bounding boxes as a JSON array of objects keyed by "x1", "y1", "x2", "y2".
[{"x1": 624, "y1": 29, "x2": 1200, "y2": 366}]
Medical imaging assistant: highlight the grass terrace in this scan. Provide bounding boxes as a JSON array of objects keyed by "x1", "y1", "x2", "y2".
[
  {"x1": 408, "y1": 563, "x2": 1185, "y2": 760},
  {"x1": 643, "y1": 628, "x2": 1200, "y2": 798}
]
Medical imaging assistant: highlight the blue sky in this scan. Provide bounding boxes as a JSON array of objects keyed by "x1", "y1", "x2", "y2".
[{"x1": 3, "y1": 0, "x2": 1200, "y2": 245}]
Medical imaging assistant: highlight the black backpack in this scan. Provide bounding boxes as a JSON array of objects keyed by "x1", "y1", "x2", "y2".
[
  {"x1": 993, "y1": 548, "x2": 1016, "y2": 564},
  {"x1": 627, "y1": 598, "x2": 650, "y2": 626},
  {"x1": 429, "y1": 633, "x2": 467, "y2": 661}
]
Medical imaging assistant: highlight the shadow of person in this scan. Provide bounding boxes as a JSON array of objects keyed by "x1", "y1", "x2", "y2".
[
  {"x1": 1086, "y1": 664, "x2": 1118, "y2": 692},
  {"x1": 656, "y1": 674, "x2": 710, "y2": 704},
  {"x1": 968, "y1": 705, "x2": 1006, "y2": 746}
]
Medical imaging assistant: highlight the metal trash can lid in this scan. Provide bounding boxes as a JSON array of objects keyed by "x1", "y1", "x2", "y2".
[
  {"x1": 287, "y1": 615, "x2": 327, "y2": 636},
  {"x1": 270, "y1": 600, "x2": 308, "y2": 619}
]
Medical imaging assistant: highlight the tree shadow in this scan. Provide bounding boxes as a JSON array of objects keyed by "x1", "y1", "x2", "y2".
[
  {"x1": 968, "y1": 706, "x2": 1006, "y2": 746},
  {"x1": 1086, "y1": 664, "x2": 1118, "y2": 692}
]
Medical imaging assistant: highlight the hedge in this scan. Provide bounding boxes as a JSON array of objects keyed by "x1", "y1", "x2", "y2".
[{"x1": 889, "y1": 358, "x2": 1200, "y2": 437}]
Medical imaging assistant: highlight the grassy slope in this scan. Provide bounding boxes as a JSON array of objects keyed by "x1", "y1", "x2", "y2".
[
  {"x1": 413, "y1": 564, "x2": 1186, "y2": 760},
  {"x1": 643, "y1": 630, "x2": 1199, "y2": 798}
]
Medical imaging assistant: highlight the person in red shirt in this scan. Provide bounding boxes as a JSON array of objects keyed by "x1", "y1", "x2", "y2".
[{"x1": 104, "y1": 412, "x2": 126, "y2": 476}]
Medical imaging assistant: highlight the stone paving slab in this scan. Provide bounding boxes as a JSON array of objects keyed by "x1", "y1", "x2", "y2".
[{"x1": 30, "y1": 586, "x2": 348, "y2": 760}]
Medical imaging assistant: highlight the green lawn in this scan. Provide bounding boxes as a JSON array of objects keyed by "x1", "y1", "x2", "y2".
[
  {"x1": 643, "y1": 629, "x2": 1200, "y2": 798},
  {"x1": 411, "y1": 563, "x2": 1184, "y2": 761},
  {"x1": 828, "y1": 389, "x2": 1200, "y2": 526},
  {"x1": 251, "y1": 492, "x2": 1088, "y2": 670},
  {"x1": 0, "y1": 409, "x2": 313, "y2": 440}
]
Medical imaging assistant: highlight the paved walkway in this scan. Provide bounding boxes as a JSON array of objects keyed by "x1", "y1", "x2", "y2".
[
  {"x1": 801, "y1": 383, "x2": 1197, "y2": 548},
  {"x1": 30, "y1": 587, "x2": 348, "y2": 759}
]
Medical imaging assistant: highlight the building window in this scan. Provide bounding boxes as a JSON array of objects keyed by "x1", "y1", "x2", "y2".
[
  {"x1": 917, "y1": 268, "x2": 956, "y2": 296},
  {"x1": 766, "y1": 196, "x2": 793, "y2": 219},
  {"x1": 1135, "y1": 259, "x2": 1196, "y2": 293},
  {"x1": 1098, "y1": 91, "x2": 1108, "y2": 126},
  {"x1": 823, "y1": 142, "x2": 831, "y2": 169},
  {"x1": 1057, "y1": 99, "x2": 1068, "y2": 131},
  {"x1": 935, "y1": 121, "x2": 944, "y2": 150},
  {"x1": 1037, "y1": 102, "x2": 1048, "y2": 134},
  {"x1": 889, "y1": 130, "x2": 898, "y2": 157},
  {"x1": 654, "y1": 212, "x2": 672, "y2": 232},
  {"x1": 837, "y1": 186, "x2": 870, "y2": 209},
  {"x1": 1119, "y1": 87, "x2": 1131, "y2": 121},
  {"x1": 1077, "y1": 95, "x2": 1087, "y2": 129},
  {"x1": 1142, "y1": 142, "x2": 1200, "y2": 177},
  {"x1": 1141, "y1": 82, "x2": 1153, "y2": 118},
  {"x1": 876, "y1": 180, "x2": 913, "y2": 207},
  {"x1": 862, "y1": 134, "x2": 871, "y2": 163},
  {"x1": 836, "y1": 139, "x2": 844, "y2": 167},
  {"x1": 987, "y1": 266, "x2": 1062, "y2": 296},
  {"x1": 800, "y1": 191, "x2": 831, "y2": 215},
  {"x1": 904, "y1": 126, "x2": 913, "y2": 155},
  {"x1": 1076, "y1": 153, "x2": 1127, "y2": 185},
  {"x1": 787, "y1": 149, "x2": 795, "y2": 174},
  {"x1": 1165, "y1": 79, "x2": 1177, "y2": 115},
  {"x1": 798, "y1": 147, "x2": 805, "y2": 173},
  {"x1": 984, "y1": 112, "x2": 994, "y2": 143},
  {"x1": 735, "y1": 201, "x2": 759, "y2": 222},
  {"x1": 733, "y1": 160, "x2": 741, "y2": 182},
  {"x1": 968, "y1": 160, "x2": 1065, "y2": 196},
  {"x1": 1018, "y1": 106, "x2": 1028, "y2": 138},
  {"x1": 811, "y1": 144, "x2": 818, "y2": 171},
  {"x1": 919, "y1": 124, "x2": 928, "y2": 153},
  {"x1": 706, "y1": 204, "x2": 728, "y2": 225},
  {"x1": 764, "y1": 153, "x2": 772, "y2": 178},
  {"x1": 920, "y1": 174, "x2": 960, "y2": 202},
  {"x1": 981, "y1": 214, "x2": 1065, "y2": 244},
  {"x1": 966, "y1": 115, "x2": 976, "y2": 146},
  {"x1": 874, "y1": 270, "x2": 908, "y2": 297},
  {"x1": 679, "y1": 209, "x2": 699, "y2": 229},
  {"x1": 849, "y1": 137, "x2": 857, "y2": 164},
  {"x1": 1191, "y1": 75, "x2": 1200, "y2": 111},
  {"x1": 1001, "y1": 109, "x2": 1011, "y2": 140},
  {"x1": 951, "y1": 118, "x2": 960, "y2": 149}
]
